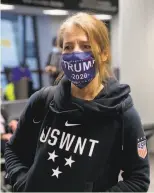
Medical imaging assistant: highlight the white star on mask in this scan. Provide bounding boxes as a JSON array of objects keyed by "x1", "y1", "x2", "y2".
[
  {"x1": 65, "y1": 156, "x2": 75, "y2": 167},
  {"x1": 52, "y1": 167, "x2": 62, "y2": 178},
  {"x1": 48, "y1": 151, "x2": 58, "y2": 162}
]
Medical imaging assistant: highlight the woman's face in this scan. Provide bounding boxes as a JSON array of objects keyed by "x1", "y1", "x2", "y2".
[{"x1": 62, "y1": 25, "x2": 92, "y2": 54}]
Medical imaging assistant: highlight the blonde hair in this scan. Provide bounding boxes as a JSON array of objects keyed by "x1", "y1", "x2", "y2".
[{"x1": 57, "y1": 12, "x2": 112, "y2": 82}]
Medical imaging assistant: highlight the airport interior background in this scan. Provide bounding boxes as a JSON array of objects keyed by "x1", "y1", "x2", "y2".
[{"x1": 0, "y1": 0, "x2": 154, "y2": 192}]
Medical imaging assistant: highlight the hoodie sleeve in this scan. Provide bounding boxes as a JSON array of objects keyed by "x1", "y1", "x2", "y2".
[
  {"x1": 107, "y1": 106, "x2": 150, "y2": 192},
  {"x1": 4, "y1": 89, "x2": 44, "y2": 189}
]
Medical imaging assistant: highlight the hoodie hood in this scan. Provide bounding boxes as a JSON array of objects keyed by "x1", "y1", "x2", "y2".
[{"x1": 50, "y1": 76, "x2": 133, "y2": 116}]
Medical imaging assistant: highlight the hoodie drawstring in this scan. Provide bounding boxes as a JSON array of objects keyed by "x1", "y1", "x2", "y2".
[{"x1": 121, "y1": 102, "x2": 125, "y2": 151}]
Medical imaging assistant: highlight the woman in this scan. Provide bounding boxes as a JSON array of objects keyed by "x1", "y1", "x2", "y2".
[{"x1": 5, "y1": 13, "x2": 150, "y2": 192}]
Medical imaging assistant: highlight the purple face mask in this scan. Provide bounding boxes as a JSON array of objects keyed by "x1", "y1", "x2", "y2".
[{"x1": 61, "y1": 51, "x2": 96, "y2": 88}]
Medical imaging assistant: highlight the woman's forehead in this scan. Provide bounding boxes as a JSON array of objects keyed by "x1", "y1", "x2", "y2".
[{"x1": 63, "y1": 25, "x2": 88, "y2": 43}]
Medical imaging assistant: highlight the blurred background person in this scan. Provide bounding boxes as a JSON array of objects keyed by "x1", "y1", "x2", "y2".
[
  {"x1": 0, "y1": 108, "x2": 18, "y2": 156},
  {"x1": 45, "y1": 37, "x2": 62, "y2": 85},
  {"x1": 0, "y1": 108, "x2": 18, "y2": 191},
  {"x1": 3, "y1": 68, "x2": 16, "y2": 101}
]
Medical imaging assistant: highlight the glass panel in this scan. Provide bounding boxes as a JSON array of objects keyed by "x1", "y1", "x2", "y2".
[
  {"x1": 0, "y1": 74, "x2": 7, "y2": 91},
  {"x1": 26, "y1": 57, "x2": 38, "y2": 70},
  {"x1": 1, "y1": 13, "x2": 41, "y2": 97},
  {"x1": 1, "y1": 18, "x2": 19, "y2": 71},
  {"x1": 16, "y1": 15, "x2": 24, "y2": 64},
  {"x1": 26, "y1": 16, "x2": 34, "y2": 42},
  {"x1": 31, "y1": 72, "x2": 40, "y2": 90},
  {"x1": 25, "y1": 16, "x2": 37, "y2": 59}
]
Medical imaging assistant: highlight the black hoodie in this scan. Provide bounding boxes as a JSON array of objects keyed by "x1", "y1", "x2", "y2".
[{"x1": 5, "y1": 76, "x2": 150, "y2": 192}]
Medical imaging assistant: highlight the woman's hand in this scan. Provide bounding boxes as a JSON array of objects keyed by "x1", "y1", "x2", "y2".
[
  {"x1": 9, "y1": 120, "x2": 18, "y2": 132},
  {"x1": 45, "y1": 66, "x2": 57, "y2": 74},
  {"x1": 1, "y1": 133, "x2": 13, "y2": 141}
]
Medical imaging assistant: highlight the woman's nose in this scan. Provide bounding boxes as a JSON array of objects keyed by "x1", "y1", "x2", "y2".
[{"x1": 73, "y1": 43, "x2": 82, "y2": 52}]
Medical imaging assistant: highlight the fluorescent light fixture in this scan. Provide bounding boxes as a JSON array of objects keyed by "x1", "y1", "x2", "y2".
[
  {"x1": 43, "y1": 9, "x2": 69, "y2": 16},
  {"x1": 94, "y1": 14, "x2": 112, "y2": 20},
  {"x1": 0, "y1": 4, "x2": 15, "y2": 10}
]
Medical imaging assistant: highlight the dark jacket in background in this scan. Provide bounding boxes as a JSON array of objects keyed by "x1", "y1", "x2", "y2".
[{"x1": 46, "y1": 47, "x2": 62, "y2": 84}]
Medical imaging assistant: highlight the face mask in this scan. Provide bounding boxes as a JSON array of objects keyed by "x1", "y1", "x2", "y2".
[
  {"x1": 52, "y1": 47, "x2": 60, "y2": 53},
  {"x1": 61, "y1": 51, "x2": 96, "y2": 88}
]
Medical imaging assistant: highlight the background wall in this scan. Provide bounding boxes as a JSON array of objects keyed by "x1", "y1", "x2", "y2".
[
  {"x1": 111, "y1": 0, "x2": 154, "y2": 153},
  {"x1": 111, "y1": 14, "x2": 119, "y2": 68},
  {"x1": 111, "y1": 0, "x2": 154, "y2": 124}
]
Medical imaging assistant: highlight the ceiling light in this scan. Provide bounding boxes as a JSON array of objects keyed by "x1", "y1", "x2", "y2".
[
  {"x1": 0, "y1": 4, "x2": 15, "y2": 10},
  {"x1": 43, "y1": 9, "x2": 69, "y2": 16},
  {"x1": 94, "y1": 14, "x2": 112, "y2": 20}
]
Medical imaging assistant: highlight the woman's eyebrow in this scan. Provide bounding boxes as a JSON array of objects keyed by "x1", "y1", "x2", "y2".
[
  {"x1": 64, "y1": 41, "x2": 73, "y2": 45},
  {"x1": 64, "y1": 40, "x2": 90, "y2": 44},
  {"x1": 80, "y1": 41, "x2": 90, "y2": 43}
]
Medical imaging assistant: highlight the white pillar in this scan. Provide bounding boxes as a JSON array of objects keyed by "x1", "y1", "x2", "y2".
[
  {"x1": 119, "y1": 0, "x2": 154, "y2": 124},
  {"x1": 111, "y1": 14, "x2": 119, "y2": 68}
]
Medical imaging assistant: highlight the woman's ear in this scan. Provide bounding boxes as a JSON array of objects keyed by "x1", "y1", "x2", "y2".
[{"x1": 101, "y1": 50, "x2": 108, "y2": 62}]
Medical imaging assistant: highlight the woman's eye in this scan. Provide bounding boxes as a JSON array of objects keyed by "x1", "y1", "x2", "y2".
[
  {"x1": 64, "y1": 46, "x2": 72, "y2": 50},
  {"x1": 83, "y1": 45, "x2": 91, "y2": 49}
]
